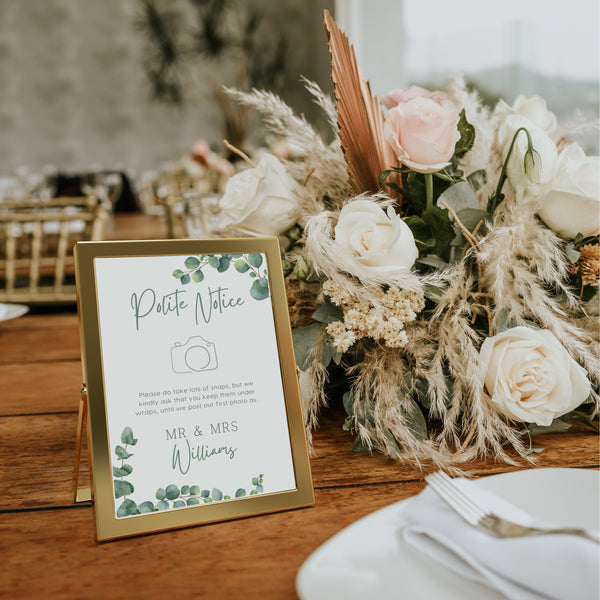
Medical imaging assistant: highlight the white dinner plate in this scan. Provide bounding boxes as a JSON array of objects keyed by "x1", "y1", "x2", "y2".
[
  {"x1": 296, "y1": 468, "x2": 599, "y2": 600},
  {"x1": 0, "y1": 303, "x2": 29, "y2": 322}
]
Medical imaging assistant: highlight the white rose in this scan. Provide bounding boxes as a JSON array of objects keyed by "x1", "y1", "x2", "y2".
[
  {"x1": 497, "y1": 114, "x2": 557, "y2": 188},
  {"x1": 334, "y1": 200, "x2": 418, "y2": 274},
  {"x1": 218, "y1": 154, "x2": 298, "y2": 236},
  {"x1": 479, "y1": 326, "x2": 590, "y2": 426},
  {"x1": 536, "y1": 142, "x2": 600, "y2": 239},
  {"x1": 497, "y1": 95, "x2": 558, "y2": 135}
]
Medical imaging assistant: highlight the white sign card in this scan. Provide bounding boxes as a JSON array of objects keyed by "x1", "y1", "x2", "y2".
[{"x1": 75, "y1": 238, "x2": 314, "y2": 540}]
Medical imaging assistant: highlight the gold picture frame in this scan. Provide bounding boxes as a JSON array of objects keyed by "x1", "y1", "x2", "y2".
[{"x1": 75, "y1": 237, "x2": 314, "y2": 541}]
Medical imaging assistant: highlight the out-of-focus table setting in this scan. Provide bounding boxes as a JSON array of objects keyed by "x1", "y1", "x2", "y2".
[{"x1": 0, "y1": 215, "x2": 598, "y2": 599}]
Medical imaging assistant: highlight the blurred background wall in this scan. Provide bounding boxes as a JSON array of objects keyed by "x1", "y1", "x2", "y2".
[
  {"x1": 0, "y1": 0, "x2": 334, "y2": 175},
  {"x1": 0, "y1": 0, "x2": 597, "y2": 177}
]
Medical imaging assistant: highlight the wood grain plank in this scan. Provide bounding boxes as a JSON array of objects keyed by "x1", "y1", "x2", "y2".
[
  {"x1": 310, "y1": 400, "x2": 600, "y2": 487},
  {"x1": 1, "y1": 409, "x2": 597, "y2": 511},
  {"x1": 0, "y1": 360, "x2": 82, "y2": 415},
  {"x1": 0, "y1": 413, "x2": 90, "y2": 510},
  {"x1": 0, "y1": 482, "x2": 424, "y2": 600},
  {"x1": 0, "y1": 314, "x2": 81, "y2": 364}
]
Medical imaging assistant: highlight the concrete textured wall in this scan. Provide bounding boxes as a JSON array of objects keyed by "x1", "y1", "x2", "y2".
[{"x1": 0, "y1": 0, "x2": 334, "y2": 175}]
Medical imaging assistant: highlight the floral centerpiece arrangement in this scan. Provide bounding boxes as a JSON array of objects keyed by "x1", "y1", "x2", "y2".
[{"x1": 196, "y1": 11, "x2": 599, "y2": 467}]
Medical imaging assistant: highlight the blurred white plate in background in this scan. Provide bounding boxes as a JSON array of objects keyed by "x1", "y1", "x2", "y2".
[{"x1": 0, "y1": 303, "x2": 29, "y2": 322}]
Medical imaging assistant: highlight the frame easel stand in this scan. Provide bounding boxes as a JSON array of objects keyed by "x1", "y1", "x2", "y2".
[{"x1": 72, "y1": 384, "x2": 92, "y2": 503}]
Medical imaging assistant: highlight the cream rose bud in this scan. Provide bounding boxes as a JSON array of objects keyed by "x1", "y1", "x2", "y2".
[
  {"x1": 384, "y1": 96, "x2": 461, "y2": 174},
  {"x1": 496, "y1": 114, "x2": 557, "y2": 188},
  {"x1": 536, "y1": 142, "x2": 600, "y2": 239},
  {"x1": 479, "y1": 326, "x2": 590, "y2": 426},
  {"x1": 334, "y1": 200, "x2": 418, "y2": 273},
  {"x1": 218, "y1": 154, "x2": 298, "y2": 236}
]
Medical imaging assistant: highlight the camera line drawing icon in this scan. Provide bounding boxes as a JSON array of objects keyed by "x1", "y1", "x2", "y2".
[{"x1": 171, "y1": 336, "x2": 218, "y2": 373}]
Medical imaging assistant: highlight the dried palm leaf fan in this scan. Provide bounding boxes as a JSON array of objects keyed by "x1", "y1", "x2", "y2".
[{"x1": 323, "y1": 10, "x2": 401, "y2": 202}]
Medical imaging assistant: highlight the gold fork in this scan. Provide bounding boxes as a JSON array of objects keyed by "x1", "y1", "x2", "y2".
[{"x1": 425, "y1": 471, "x2": 600, "y2": 544}]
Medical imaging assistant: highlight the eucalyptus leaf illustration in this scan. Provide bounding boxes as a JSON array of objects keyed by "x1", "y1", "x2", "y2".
[
  {"x1": 250, "y1": 277, "x2": 269, "y2": 300},
  {"x1": 117, "y1": 499, "x2": 139, "y2": 517},
  {"x1": 172, "y1": 253, "x2": 270, "y2": 300},
  {"x1": 114, "y1": 427, "x2": 266, "y2": 518},
  {"x1": 114, "y1": 479, "x2": 134, "y2": 499}
]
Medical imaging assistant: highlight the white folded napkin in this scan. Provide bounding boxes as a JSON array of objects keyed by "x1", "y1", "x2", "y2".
[
  {"x1": 0, "y1": 304, "x2": 6, "y2": 320},
  {"x1": 402, "y1": 477, "x2": 599, "y2": 600}
]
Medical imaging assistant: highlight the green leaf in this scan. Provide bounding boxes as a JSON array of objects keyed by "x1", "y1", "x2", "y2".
[
  {"x1": 156, "y1": 500, "x2": 170, "y2": 511},
  {"x1": 251, "y1": 477, "x2": 259, "y2": 486},
  {"x1": 342, "y1": 391, "x2": 354, "y2": 417},
  {"x1": 117, "y1": 499, "x2": 139, "y2": 517},
  {"x1": 190, "y1": 485, "x2": 200, "y2": 496},
  {"x1": 187, "y1": 497, "x2": 200, "y2": 506},
  {"x1": 155, "y1": 488, "x2": 166, "y2": 500},
  {"x1": 564, "y1": 242, "x2": 581, "y2": 264},
  {"x1": 312, "y1": 301, "x2": 344, "y2": 324},
  {"x1": 467, "y1": 169, "x2": 487, "y2": 191},
  {"x1": 422, "y1": 206, "x2": 455, "y2": 259},
  {"x1": 455, "y1": 208, "x2": 489, "y2": 232},
  {"x1": 436, "y1": 181, "x2": 480, "y2": 213},
  {"x1": 115, "y1": 445, "x2": 133, "y2": 459},
  {"x1": 526, "y1": 420, "x2": 571, "y2": 436},
  {"x1": 350, "y1": 436, "x2": 371, "y2": 452},
  {"x1": 172, "y1": 269, "x2": 184, "y2": 279},
  {"x1": 208, "y1": 256, "x2": 220, "y2": 268},
  {"x1": 200, "y1": 489, "x2": 210, "y2": 498},
  {"x1": 165, "y1": 484, "x2": 180, "y2": 500},
  {"x1": 416, "y1": 256, "x2": 449, "y2": 270},
  {"x1": 114, "y1": 479, "x2": 134, "y2": 499},
  {"x1": 112, "y1": 464, "x2": 133, "y2": 477},
  {"x1": 292, "y1": 323, "x2": 322, "y2": 370},
  {"x1": 424, "y1": 283, "x2": 445, "y2": 303},
  {"x1": 495, "y1": 308, "x2": 518, "y2": 334},
  {"x1": 181, "y1": 485, "x2": 190, "y2": 495},
  {"x1": 217, "y1": 257, "x2": 230, "y2": 272},
  {"x1": 191, "y1": 269, "x2": 204, "y2": 283},
  {"x1": 180, "y1": 274, "x2": 191, "y2": 285},
  {"x1": 281, "y1": 259, "x2": 294, "y2": 276},
  {"x1": 342, "y1": 415, "x2": 355, "y2": 432},
  {"x1": 399, "y1": 396, "x2": 428, "y2": 441},
  {"x1": 521, "y1": 447, "x2": 545, "y2": 456},
  {"x1": 235, "y1": 488, "x2": 247, "y2": 498},
  {"x1": 453, "y1": 109, "x2": 475, "y2": 159},
  {"x1": 173, "y1": 500, "x2": 186, "y2": 508},
  {"x1": 184, "y1": 256, "x2": 201, "y2": 270},
  {"x1": 137, "y1": 501, "x2": 156, "y2": 514},
  {"x1": 250, "y1": 277, "x2": 270, "y2": 300},
  {"x1": 248, "y1": 253, "x2": 263, "y2": 268},
  {"x1": 404, "y1": 215, "x2": 431, "y2": 243},
  {"x1": 211, "y1": 488, "x2": 223, "y2": 501},
  {"x1": 234, "y1": 258, "x2": 250, "y2": 273},
  {"x1": 254, "y1": 484, "x2": 263, "y2": 493},
  {"x1": 121, "y1": 427, "x2": 137, "y2": 445},
  {"x1": 293, "y1": 256, "x2": 310, "y2": 280}
]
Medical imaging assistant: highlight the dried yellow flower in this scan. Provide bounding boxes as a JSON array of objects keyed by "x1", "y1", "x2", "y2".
[
  {"x1": 572, "y1": 243, "x2": 600, "y2": 286},
  {"x1": 323, "y1": 279, "x2": 425, "y2": 350}
]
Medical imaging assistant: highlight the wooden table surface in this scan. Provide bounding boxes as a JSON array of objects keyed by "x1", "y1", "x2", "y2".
[{"x1": 1, "y1": 213, "x2": 598, "y2": 599}]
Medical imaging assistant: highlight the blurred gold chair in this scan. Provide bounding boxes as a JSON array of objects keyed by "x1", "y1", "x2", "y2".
[{"x1": 0, "y1": 196, "x2": 107, "y2": 304}]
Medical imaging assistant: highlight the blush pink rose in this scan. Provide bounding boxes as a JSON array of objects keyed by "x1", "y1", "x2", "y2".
[
  {"x1": 384, "y1": 96, "x2": 461, "y2": 174},
  {"x1": 381, "y1": 85, "x2": 448, "y2": 110}
]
